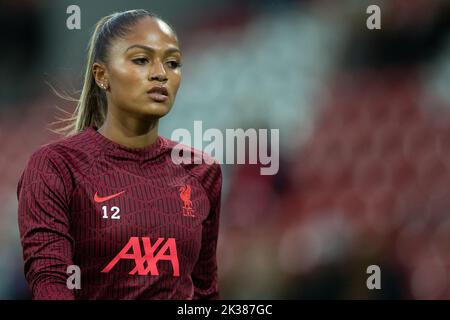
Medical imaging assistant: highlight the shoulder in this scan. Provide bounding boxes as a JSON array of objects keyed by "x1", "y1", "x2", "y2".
[
  {"x1": 29, "y1": 128, "x2": 97, "y2": 165},
  {"x1": 18, "y1": 129, "x2": 98, "y2": 196},
  {"x1": 18, "y1": 139, "x2": 75, "y2": 198},
  {"x1": 25, "y1": 143, "x2": 65, "y2": 173},
  {"x1": 161, "y1": 136, "x2": 222, "y2": 176},
  {"x1": 44, "y1": 128, "x2": 96, "y2": 155},
  {"x1": 23, "y1": 129, "x2": 96, "y2": 177},
  {"x1": 161, "y1": 136, "x2": 222, "y2": 193}
]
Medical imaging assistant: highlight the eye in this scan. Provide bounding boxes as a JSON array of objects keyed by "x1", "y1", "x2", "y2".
[
  {"x1": 132, "y1": 57, "x2": 148, "y2": 65},
  {"x1": 167, "y1": 61, "x2": 182, "y2": 69}
]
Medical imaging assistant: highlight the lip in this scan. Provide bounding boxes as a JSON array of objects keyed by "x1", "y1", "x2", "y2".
[{"x1": 147, "y1": 86, "x2": 169, "y2": 103}]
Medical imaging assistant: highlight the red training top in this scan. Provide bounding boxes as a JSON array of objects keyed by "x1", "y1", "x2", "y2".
[{"x1": 17, "y1": 126, "x2": 222, "y2": 300}]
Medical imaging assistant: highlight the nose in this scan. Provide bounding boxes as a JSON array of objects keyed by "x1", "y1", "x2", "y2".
[{"x1": 149, "y1": 59, "x2": 167, "y2": 82}]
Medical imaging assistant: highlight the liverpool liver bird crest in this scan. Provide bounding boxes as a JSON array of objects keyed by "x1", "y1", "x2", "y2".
[{"x1": 180, "y1": 184, "x2": 195, "y2": 217}]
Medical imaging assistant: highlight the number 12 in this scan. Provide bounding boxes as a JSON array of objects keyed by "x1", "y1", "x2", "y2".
[{"x1": 102, "y1": 206, "x2": 121, "y2": 219}]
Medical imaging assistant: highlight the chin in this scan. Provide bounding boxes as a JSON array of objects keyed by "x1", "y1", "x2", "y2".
[{"x1": 140, "y1": 102, "x2": 172, "y2": 118}]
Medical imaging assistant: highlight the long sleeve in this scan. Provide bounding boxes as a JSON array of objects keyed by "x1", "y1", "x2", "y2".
[
  {"x1": 190, "y1": 162, "x2": 222, "y2": 299},
  {"x1": 17, "y1": 146, "x2": 75, "y2": 300}
]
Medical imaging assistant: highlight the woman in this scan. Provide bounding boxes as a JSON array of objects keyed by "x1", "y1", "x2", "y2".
[{"x1": 17, "y1": 9, "x2": 222, "y2": 300}]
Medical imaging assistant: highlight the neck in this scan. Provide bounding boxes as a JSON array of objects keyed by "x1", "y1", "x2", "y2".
[{"x1": 98, "y1": 112, "x2": 159, "y2": 148}]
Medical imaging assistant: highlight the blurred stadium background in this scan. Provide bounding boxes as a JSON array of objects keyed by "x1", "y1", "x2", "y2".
[{"x1": 1, "y1": 0, "x2": 450, "y2": 299}]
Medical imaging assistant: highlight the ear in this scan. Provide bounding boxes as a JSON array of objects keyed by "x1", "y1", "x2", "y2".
[{"x1": 92, "y1": 62, "x2": 109, "y2": 90}]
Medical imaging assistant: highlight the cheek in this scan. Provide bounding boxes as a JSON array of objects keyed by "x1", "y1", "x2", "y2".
[
  {"x1": 170, "y1": 72, "x2": 182, "y2": 93},
  {"x1": 110, "y1": 62, "x2": 145, "y2": 92}
]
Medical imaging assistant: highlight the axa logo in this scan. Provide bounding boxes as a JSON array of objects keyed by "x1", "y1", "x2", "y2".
[
  {"x1": 180, "y1": 184, "x2": 195, "y2": 217},
  {"x1": 101, "y1": 237, "x2": 180, "y2": 276}
]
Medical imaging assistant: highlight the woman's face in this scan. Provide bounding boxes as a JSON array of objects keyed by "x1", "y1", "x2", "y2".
[{"x1": 98, "y1": 17, "x2": 182, "y2": 119}]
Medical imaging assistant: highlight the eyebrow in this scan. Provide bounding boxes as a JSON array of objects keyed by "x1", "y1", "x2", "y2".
[{"x1": 125, "y1": 44, "x2": 181, "y2": 55}]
